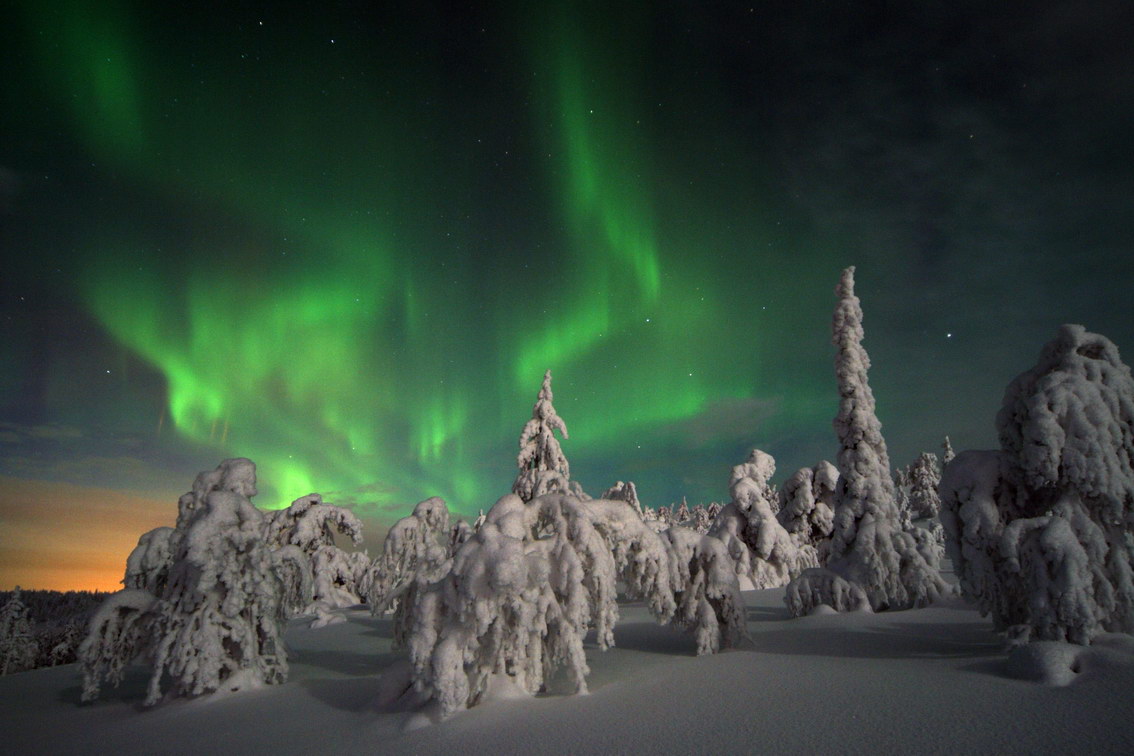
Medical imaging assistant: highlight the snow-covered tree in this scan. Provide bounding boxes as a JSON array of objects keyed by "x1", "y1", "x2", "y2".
[
  {"x1": 777, "y1": 462, "x2": 838, "y2": 560},
  {"x1": 909, "y1": 453, "x2": 942, "y2": 519},
  {"x1": 940, "y1": 324, "x2": 1134, "y2": 645},
  {"x1": 365, "y1": 497, "x2": 456, "y2": 648},
  {"x1": 687, "y1": 503, "x2": 714, "y2": 534},
  {"x1": 264, "y1": 493, "x2": 365, "y2": 613},
  {"x1": 404, "y1": 493, "x2": 684, "y2": 716},
  {"x1": 787, "y1": 267, "x2": 947, "y2": 616},
  {"x1": 674, "y1": 497, "x2": 691, "y2": 524},
  {"x1": 144, "y1": 459, "x2": 288, "y2": 705},
  {"x1": 123, "y1": 527, "x2": 175, "y2": 595},
  {"x1": 662, "y1": 526, "x2": 747, "y2": 655},
  {"x1": 0, "y1": 588, "x2": 38, "y2": 675},
  {"x1": 398, "y1": 491, "x2": 745, "y2": 717},
  {"x1": 80, "y1": 459, "x2": 292, "y2": 705},
  {"x1": 513, "y1": 370, "x2": 585, "y2": 501},
  {"x1": 942, "y1": 435, "x2": 956, "y2": 466},
  {"x1": 601, "y1": 480, "x2": 643, "y2": 515},
  {"x1": 710, "y1": 450, "x2": 818, "y2": 590}
]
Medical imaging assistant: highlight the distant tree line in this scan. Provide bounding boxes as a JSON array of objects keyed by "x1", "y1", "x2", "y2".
[{"x1": 0, "y1": 588, "x2": 110, "y2": 674}]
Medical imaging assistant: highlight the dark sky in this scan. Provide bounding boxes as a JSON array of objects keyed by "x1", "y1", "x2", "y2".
[{"x1": 2, "y1": 0, "x2": 1132, "y2": 589}]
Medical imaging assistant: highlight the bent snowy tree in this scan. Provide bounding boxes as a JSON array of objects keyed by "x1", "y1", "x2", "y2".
[
  {"x1": 79, "y1": 457, "x2": 360, "y2": 707},
  {"x1": 394, "y1": 492, "x2": 744, "y2": 717},
  {"x1": 940, "y1": 324, "x2": 1134, "y2": 645}
]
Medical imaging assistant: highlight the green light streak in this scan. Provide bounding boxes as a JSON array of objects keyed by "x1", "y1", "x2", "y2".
[{"x1": 14, "y1": 1, "x2": 840, "y2": 520}]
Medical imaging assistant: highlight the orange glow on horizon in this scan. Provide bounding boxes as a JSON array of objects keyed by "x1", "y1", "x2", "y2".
[{"x1": 0, "y1": 476, "x2": 177, "y2": 592}]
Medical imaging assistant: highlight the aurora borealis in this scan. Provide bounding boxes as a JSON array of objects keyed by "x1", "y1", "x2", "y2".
[{"x1": 3, "y1": 1, "x2": 1133, "y2": 590}]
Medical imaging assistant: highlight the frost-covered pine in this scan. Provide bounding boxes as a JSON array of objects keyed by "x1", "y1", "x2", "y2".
[
  {"x1": 941, "y1": 325, "x2": 1134, "y2": 645},
  {"x1": 366, "y1": 496, "x2": 455, "y2": 648},
  {"x1": 513, "y1": 370, "x2": 585, "y2": 501},
  {"x1": 942, "y1": 435, "x2": 956, "y2": 466},
  {"x1": 687, "y1": 503, "x2": 713, "y2": 534},
  {"x1": 909, "y1": 453, "x2": 942, "y2": 519},
  {"x1": 777, "y1": 462, "x2": 837, "y2": 561},
  {"x1": 264, "y1": 493, "x2": 365, "y2": 612},
  {"x1": 787, "y1": 267, "x2": 947, "y2": 616},
  {"x1": 601, "y1": 480, "x2": 642, "y2": 515},
  {"x1": 674, "y1": 497, "x2": 691, "y2": 524},
  {"x1": 0, "y1": 587, "x2": 38, "y2": 676},
  {"x1": 405, "y1": 493, "x2": 682, "y2": 716},
  {"x1": 710, "y1": 450, "x2": 817, "y2": 590}
]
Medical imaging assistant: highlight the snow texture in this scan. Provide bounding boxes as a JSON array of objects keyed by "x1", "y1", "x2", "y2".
[
  {"x1": 77, "y1": 589, "x2": 155, "y2": 701},
  {"x1": 941, "y1": 324, "x2": 1134, "y2": 645},
  {"x1": 8, "y1": 589, "x2": 1134, "y2": 755},
  {"x1": 788, "y1": 267, "x2": 947, "y2": 615}
]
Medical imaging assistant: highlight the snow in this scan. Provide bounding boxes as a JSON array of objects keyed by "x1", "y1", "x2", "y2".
[{"x1": 5, "y1": 577, "x2": 1134, "y2": 754}]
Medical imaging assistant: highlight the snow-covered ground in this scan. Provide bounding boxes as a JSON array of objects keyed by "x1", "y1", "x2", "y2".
[{"x1": 4, "y1": 581, "x2": 1133, "y2": 755}]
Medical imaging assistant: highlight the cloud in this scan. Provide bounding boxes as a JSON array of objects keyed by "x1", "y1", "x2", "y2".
[
  {"x1": 0, "y1": 422, "x2": 85, "y2": 443},
  {"x1": 675, "y1": 396, "x2": 782, "y2": 450}
]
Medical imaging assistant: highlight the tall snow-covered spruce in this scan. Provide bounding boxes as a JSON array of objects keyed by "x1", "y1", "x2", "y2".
[
  {"x1": 513, "y1": 370, "x2": 584, "y2": 501},
  {"x1": 786, "y1": 267, "x2": 947, "y2": 615},
  {"x1": 940, "y1": 324, "x2": 1134, "y2": 645}
]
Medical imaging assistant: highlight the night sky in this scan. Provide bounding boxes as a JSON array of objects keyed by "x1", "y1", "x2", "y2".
[{"x1": 2, "y1": 1, "x2": 1132, "y2": 590}]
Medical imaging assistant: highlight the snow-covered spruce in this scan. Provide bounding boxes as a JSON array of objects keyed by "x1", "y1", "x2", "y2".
[
  {"x1": 365, "y1": 497, "x2": 456, "y2": 649},
  {"x1": 787, "y1": 267, "x2": 947, "y2": 616},
  {"x1": 0, "y1": 587, "x2": 39, "y2": 676},
  {"x1": 79, "y1": 459, "x2": 293, "y2": 705},
  {"x1": 513, "y1": 370, "x2": 586, "y2": 501},
  {"x1": 908, "y1": 453, "x2": 942, "y2": 520},
  {"x1": 777, "y1": 461, "x2": 838, "y2": 562},
  {"x1": 940, "y1": 325, "x2": 1134, "y2": 645},
  {"x1": 942, "y1": 435, "x2": 956, "y2": 466},
  {"x1": 264, "y1": 493, "x2": 366, "y2": 614},
  {"x1": 710, "y1": 450, "x2": 818, "y2": 590}
]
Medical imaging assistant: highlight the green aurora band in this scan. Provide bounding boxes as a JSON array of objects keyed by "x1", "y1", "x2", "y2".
[{"x1": 14, "y1": 1, "x2": 836, "y2": 516}]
